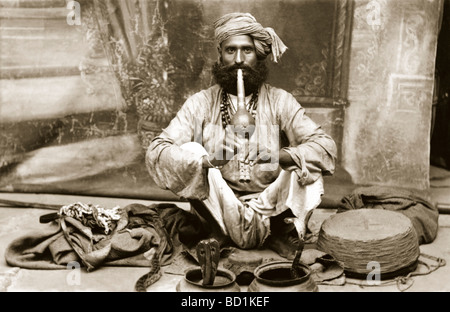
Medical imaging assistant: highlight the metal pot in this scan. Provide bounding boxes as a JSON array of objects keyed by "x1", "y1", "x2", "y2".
[
  {"x1": 248, "y1": 261, "x2": 318, "y2": 292},
  {"x1": 176, "y1": 267, "x2": 240, "y2": 292}
]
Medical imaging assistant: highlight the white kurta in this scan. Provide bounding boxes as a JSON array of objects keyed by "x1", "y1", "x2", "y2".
[{"x1": 146, "y1": 83, "x2": 337, "y2": 248}]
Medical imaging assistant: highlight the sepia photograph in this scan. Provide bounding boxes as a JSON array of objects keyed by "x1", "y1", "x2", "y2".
[{"x1": 0, "y1": 0, "x2": 449, "y2": 298}]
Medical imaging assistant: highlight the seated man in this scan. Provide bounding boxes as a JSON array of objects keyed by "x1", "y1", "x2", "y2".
[{"x1": 146, "y1": 12, "x2": 337, "y2": 258}]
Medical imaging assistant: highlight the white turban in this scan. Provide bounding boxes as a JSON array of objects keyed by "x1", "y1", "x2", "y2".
[{"x1": 214, "y1": 12, "x2": 288, "y2": 63}]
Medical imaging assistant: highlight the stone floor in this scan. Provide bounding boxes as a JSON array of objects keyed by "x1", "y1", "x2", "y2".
[{"x1": 1, "y1": 166, "x2": 450, "y2": 293}]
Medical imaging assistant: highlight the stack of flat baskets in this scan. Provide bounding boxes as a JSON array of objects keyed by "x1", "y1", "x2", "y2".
[{"x1": 316, "y1": 209, "x2": 420, "y2": 279}]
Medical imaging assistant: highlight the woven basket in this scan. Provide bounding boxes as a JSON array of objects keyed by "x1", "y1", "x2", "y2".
[{"x1": 316, "y1": 209, "x2": 420, "y2": 279}]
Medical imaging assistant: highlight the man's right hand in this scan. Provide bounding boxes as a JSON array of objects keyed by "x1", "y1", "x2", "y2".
[{"x1": 202, "y1": 126, "x2": 244, "y2": 168}]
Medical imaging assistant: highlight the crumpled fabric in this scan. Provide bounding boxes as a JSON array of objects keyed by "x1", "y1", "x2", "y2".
[
  {"x1": 214, "y1": 12, "x2": 288, "y2": 63},
  {"x1": 59, "y1": 202, "x2": 121, "y2": 235},
  {"x1": 4, "y1": 203, "x2": 208, "y2": 271},
  {"x1": 337, "y1": 186, "x2": 439, "y2": 245}
]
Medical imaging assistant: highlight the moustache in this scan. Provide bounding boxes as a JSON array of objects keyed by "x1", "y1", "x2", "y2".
[
  {"x1": 212, "y1": 60, "x2": 268, "y2": 95},
  {"x1": 221, "y1": 64, "x2": 256, "y2": 77}
]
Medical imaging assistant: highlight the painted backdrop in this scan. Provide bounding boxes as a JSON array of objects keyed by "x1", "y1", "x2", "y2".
[{"x1": 0, "y1": 0, "x2": 350, "y2": 200}]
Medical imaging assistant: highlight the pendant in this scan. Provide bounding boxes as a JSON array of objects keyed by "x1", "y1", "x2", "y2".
[{"x1": 238, "y1": 160, "x2": 251, "y2": 182}]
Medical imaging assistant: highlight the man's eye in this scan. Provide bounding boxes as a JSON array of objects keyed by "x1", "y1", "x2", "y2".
[
  {"x1": 226, "y1": 48, "x2": 235, "y2": 53},
  {"x1": 244, "y1": 48, "x2": 253, "y2": 53}
]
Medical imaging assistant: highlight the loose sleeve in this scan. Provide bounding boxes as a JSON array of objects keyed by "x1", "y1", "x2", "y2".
[
  {"x1": 277, "y1": 91, "x2": 337, "y2": 185},
  {"x1": 145, "y1": 94, "x2": 210, "y2": 200}
]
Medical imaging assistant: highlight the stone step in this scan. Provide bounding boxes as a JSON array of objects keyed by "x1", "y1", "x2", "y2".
[
  {"x1": 0, "y1": 19, "x2": 80, "y2": 37},
  {"x1": 0, "y1": 27, "x2": 87, "y2": 77},
  {"x1": 0, "y1": 5, "x2": 89, "y2": 78},
  {"x1": 0, "y1": 70, "x2": 122, "y2": 123},
  {"x1": 0, "y1": 14, "x2": 64, "y2": 27},
  {"x1": 0, "y1": 66, "x2": 81, "y2": 79},
  {"x1": 0, "y1": 0, "x2": 66, "y2": 8},
  {"x1": 6, "y1": 134, "x2": 143, "y2": 186},
  {"x1": 0, "y1": 7, "x2": 67, "y2": 19}
]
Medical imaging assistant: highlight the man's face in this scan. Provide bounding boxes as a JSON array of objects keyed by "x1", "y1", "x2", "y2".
[
  {"x1": 219, "y1": 35, "x2": 258, "y2": 69},
  {"x1": 212, "y1": 34, "x2": 268, "y2": 95}
]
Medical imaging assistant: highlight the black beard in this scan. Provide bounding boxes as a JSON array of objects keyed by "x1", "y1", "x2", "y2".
[{"x1": 211, "y1": 61, "x2": 269, "y2": 95}]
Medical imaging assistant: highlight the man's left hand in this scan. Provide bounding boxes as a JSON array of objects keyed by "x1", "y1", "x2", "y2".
[{"x1": 246, "y1": 143, "x2": 273, "y2": 164}]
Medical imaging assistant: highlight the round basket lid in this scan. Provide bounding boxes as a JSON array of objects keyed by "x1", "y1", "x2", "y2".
[{"x1": 317, "y1": 209, "x2": 420, "y2": 278}]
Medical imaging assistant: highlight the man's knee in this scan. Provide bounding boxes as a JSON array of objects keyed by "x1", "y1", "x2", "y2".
[{"x1": 180, "y1": 142, "x2": 207, "y2": 156}]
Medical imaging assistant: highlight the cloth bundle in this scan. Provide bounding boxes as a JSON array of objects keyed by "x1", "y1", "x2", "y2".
[
  {"x1": 5, "y1": 203, "x2": 207, "y2": 271},
  {"x1": 338, "y1": 186, "x2": 439, "y2": 245}
]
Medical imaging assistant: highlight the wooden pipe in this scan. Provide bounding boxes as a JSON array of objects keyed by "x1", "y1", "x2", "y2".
[
  {"x1": 230, "y1": 69, "x2": 255, "y2": 132},
  {"x1": 230, "y1": 69, "x2": 255, "y2": 182}
]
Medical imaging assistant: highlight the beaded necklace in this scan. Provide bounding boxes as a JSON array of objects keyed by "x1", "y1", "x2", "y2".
[{"x1": 220, "y1": 89, "x2": 259, "y2": 128}]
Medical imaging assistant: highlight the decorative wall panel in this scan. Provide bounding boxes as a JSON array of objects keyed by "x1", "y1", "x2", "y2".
[{"x1": 343, "y1": 0, "x2": 442, "y2": 190}]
